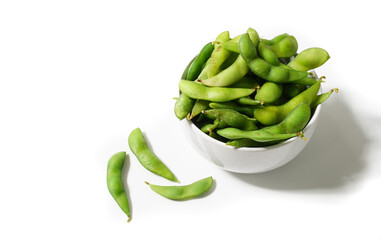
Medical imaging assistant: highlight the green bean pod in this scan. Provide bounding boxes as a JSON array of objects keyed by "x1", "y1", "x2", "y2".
[
  {"x1": 187, "y1": 42, "x2": 214, "y2": 81},
  {"x1": 202, "y1": 109, "x2": 258, "y2": 130},
  {"x1": 239, "y1": 33, "x2": 308, "y2": 83},
  {"x1": 128, "y1": 128, "x2": 179, "y2": 183},
  {"x1": 261, "y1": 33, "x2": 289, "y2": 45},
  {"x1": 311, "y1": 88, "x2": 339, "y2": 108},
  {"x1": 288, "y1": 47, "x2": 330, "y2": 72},
  {"x1": 217, "y1": 128, "x2": 303, "y2": 142},
  {"x1": 254, "y1": 77, "x2": 323, "y2": 125},
  {"x1": 145, "y1": 176, "x2": 214, "y2": 200},
  {"x1": 269, "y1": 35, "x2": 298, "y2": 58},
  {"x1": 107, "y1": 152, "x2": 131, "y2": 222},
  {"x1": 179, "y1": 80, "x2": 255, "y2": 102}
]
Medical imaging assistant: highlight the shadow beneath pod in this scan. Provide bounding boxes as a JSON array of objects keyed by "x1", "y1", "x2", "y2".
[{"x1": 229, "y1": 98, "x2": 368, "y2": 192}]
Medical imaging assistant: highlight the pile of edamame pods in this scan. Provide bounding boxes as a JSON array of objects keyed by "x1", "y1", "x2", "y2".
[
  {"x1": 175, "y1": 27, "x2": 338, "y2": 147},
  {"x1": 107, "y1": 128, "x2": 214, "y2": 222}
]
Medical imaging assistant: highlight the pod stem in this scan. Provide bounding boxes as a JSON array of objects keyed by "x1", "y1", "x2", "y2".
[
  {"x1": 127, "y1": 215, "x2": 132, "y2": 222},
  {"x1": 319, "y1": 76, "x2": 326, "y2": 83},
  {"x1": 331, "y1": 88, "x2": 339, "y2": 93},
  {"x1": 297, "y1": 131, "x2": 307, "y2": 141},
  {"x1": 144, "y1": 181, "x2": 150, "y2": 185}
]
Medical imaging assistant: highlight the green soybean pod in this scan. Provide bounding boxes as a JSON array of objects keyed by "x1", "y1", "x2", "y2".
[
  {"x1": 217, "y1": 128, "x2": 303, "y2": 142},
  {"x1": 283, "y1": 83, "x2": 306, "y2": 98},
  {"x1": 145, "y1": 176, "x2": 214, "y2": 200},
  {"x1": 221, "y1": 27, "x2": 260, "y2": 53},
  {"x1": 229, "y1": 76, "x2": 260, "y2": 89},
  {"x1": 258, "y1": 41, "x2": 282, "y2": 66},
  {"x1": 207, "y1": 31, "x2": 231, "y2": 77},
  {"x1": 226, "y1": 138, "x2": 280, "y2": 147},
  {"x1": 261, "y1": 33, "x2": 289, "y2": 45},
  {"x1": 255, "y1": 82, "x2": 283, "y2": 104},
  {"x1": 187, "y1": 42, "x2": 214, "y2": 81},
  {"x1": 311, "y1": 88, "x2": 339, "y2": 108},
  {"x1": 200, "y1": 55, "x2": 249, "y2": 87},
  {"x1": 128, "y1": 128, "x2": 179, "y2": 183},
  {"x1": 261, "y1": 102, "x2": 311, "y2": 134},
  {"x1": 239, "y1": 33, "x2": 308, "y2": 83},
  {"x1": 187, "y1": 100, "x2": 210, "y2": 120},
  {"x1": 174, "y1": 93, "x2": 195, "y2": 120},
  {"x1": 202, "y1": 109, "x2": 258, "y2": 131},
  {"x1": 288, "y1": 47, "x2": 330, "y2": 72},
  {"x1": 179, "y1": 80, "x2": 255, "y2": 102},
  {"x1": 209, "y1": 102, "x2": 255, "y2": 117},
  {"x1": 107, "y1": 152, "x2": 131, "y2": 222},
  {"x1": 236, "y1": 97, "x2": 263, "y2": 106},
  {"x1": 254, "y1": 77, "x2": 323, "y2": 125},
  {"x1": 269, "y1": 35, "x2": 298, "y2": 58}
]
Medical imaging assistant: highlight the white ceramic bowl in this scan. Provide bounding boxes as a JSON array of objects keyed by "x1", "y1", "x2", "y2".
[{"x1": 181, "y1": 77, "x2": 322, "y2": 174}]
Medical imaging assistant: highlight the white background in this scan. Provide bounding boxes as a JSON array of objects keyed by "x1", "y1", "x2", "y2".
[{"x1": 1, "y1": 0, "x2": 381, "y2": 239}]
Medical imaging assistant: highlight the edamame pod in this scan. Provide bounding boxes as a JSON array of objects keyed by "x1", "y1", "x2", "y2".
[
  {"x1": 254, "y1": 77, "x2": 323, "y2": 125},
  {"x1": 221, "y1": 27, "x2": 260, "y2": 53},
  {"x1": 207, "y1": 31, "x2": 231, "y2": 77},
  {"x1": 202, "y1": 109, "x2": 258, "y2": 131},
  {"x1": 187, "y1": 100, "x2": 210, "y2": 120},
  {"x1": 311, "y1": 88, "x2": 338, "y2": 108},
  {"x1": 288, "y1": 47, "x2": 330, "y2": 72},
  {"x1": 209, "y1": 102, "x2": 255, "y2": 117},
  {"x1": 145, "y1": 176, "x2": 214, "y2": 200},
  {"x1": 239, "y1": 33, "x2": 308, "y2": 83},
  {"x1": 255, "y1": 82, "x2": 283, "y2": 104},
  {"x1": 107, "y1": 152, "x2": 131, "y2": 222},
  {"x1": 226, "y1": 138, "x2": 280, "y2": 147},
  {"x1": 187, "y1": 42, "x2": 214, "y2": 81},
  {"x1": 217, "y1": 128, "x2": 303, "y2": 142},
  {"x1": 229, "y1": 76, "x2": 260, "y2": 89},
  {"x1": 174, "y1": 93, "x2": 195, "y2": 120},
  {"x1": 179, "y1": 80, "x2": 255, "y2": 102},
  {"x1": 283, "y1": 83, "x2": 306, "y2": 98},
  {"x1": 236, "y1": 97, "x2": 263, "y2": 106},
  {"x1": 261, "y1": 102, "x2": 311, "y2": 134},
  {"x1": 199, "y1": 55, "x2": 249, "y2": 87},
  {"x1": 128, "y1": 128, "x2": 179, "y2": 183}
]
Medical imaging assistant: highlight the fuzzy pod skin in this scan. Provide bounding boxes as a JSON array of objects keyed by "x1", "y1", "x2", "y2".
[
  {"x1": 179, "y1": 80, "x2": 255, "y2": 102},
  {"x1": 202, "y1": 109, "x2": 258, "y2": 131},
  {"x1": 261, "y1": 102, "x2": 311, "y2": 134},
  {"x1": 146, "y1": 177, "x2": 214, "y2": 200},
  {"x1": 187, "y1": 42, "x2": 214, "y2": 81},
  {"x1": 254, "y1": 78, "x2": 322, "y2": 125},
  {"x1": 107, "y1": 152, "x2": 131, "y2": 222},
  {"x1": 128, "y1": 128, "x2": 179, "y2": 183},
  {"x1": 239, "y1": 33, "x2": 308, "y2": 83},
  {"x1": 288, "y1": 47, "x2": 330, "y2": 72},
  {"x1": 255, "y1": 82, "x2": 283, "y2": 104},
  {"x1": 217, "y1": 128, "x2": 301, "y2": 142}
]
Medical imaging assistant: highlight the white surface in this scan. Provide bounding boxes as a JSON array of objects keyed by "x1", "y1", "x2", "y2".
[{"x1": 1, "y1": 0, "x2": 381, "y2": 239}]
